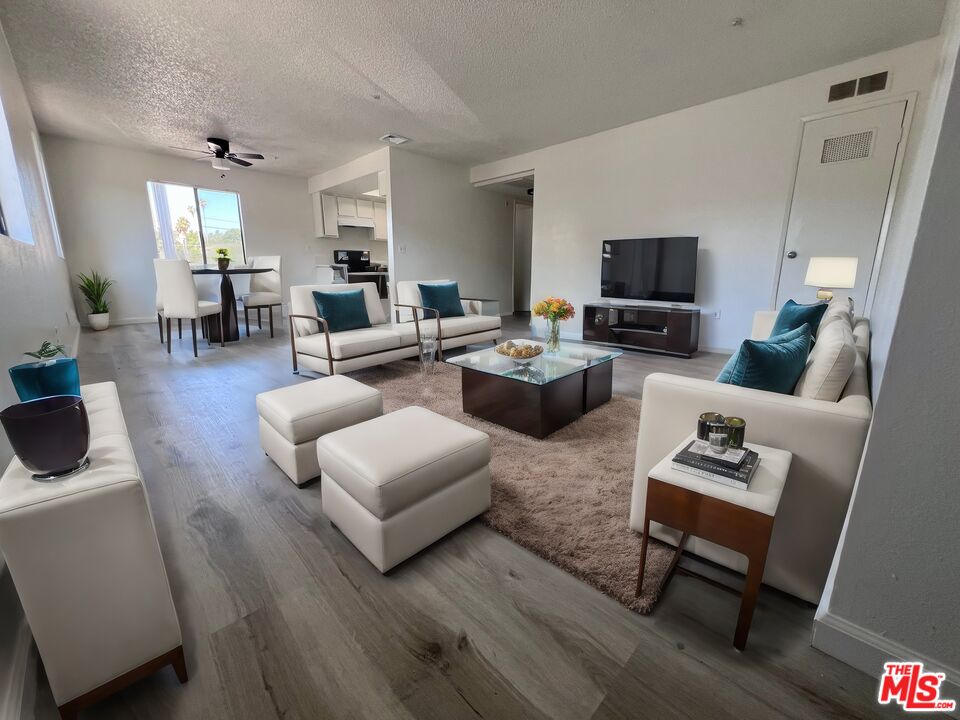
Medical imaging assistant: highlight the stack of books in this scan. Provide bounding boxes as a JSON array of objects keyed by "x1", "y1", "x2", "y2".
[{"x1": 671, "y1": 439, "x2": 760, "y2": 489}]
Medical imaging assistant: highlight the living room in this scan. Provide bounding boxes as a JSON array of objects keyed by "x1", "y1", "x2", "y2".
[{"x1": 0, "y1": 2, "x2": 958, "y2": 719}]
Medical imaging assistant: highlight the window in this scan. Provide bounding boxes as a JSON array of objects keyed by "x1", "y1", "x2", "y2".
[
  {"x1": 147, "y1": 181, "x2": 246, "y2": 264},
  {"x1": 32, "y1": 131, "x2": 64, "y2": 257},
  {"x1": 0, "y1": 96, "x2": 33, "y2": 244}
]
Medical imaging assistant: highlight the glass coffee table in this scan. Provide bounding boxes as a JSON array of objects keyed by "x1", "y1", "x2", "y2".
[{"x1": 445, "y1": 341, "x2": 622, "y2": 438}]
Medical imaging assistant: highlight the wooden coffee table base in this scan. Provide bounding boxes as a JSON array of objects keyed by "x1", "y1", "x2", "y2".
[
  {"x1": 460, "y1": 360, "x2": 614, "y2": 438},
  {"x1": 637, "y1": 477, "x2": 775, "y2": 651}
]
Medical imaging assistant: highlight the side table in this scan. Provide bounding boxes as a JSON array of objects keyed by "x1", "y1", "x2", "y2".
[{"x1": 636, "y1": 434, "x2": 792, "y2": 650}]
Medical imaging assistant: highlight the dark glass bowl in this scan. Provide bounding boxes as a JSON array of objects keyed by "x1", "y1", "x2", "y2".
[{"x1": 0, "y1": 395, "x2": 90, "y2": 480}]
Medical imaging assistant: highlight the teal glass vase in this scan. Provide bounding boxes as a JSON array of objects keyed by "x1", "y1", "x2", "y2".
[{"x1": 8, "y1": 357, "x2": 81, "y2": 401}]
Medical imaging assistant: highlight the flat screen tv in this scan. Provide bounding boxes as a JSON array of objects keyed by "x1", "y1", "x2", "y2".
[{"x1": 600, "y1": 237, "x2": 698, "y2": 303}]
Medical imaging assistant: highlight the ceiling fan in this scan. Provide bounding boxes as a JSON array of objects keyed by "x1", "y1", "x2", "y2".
[{"x1": 169, "y1": 137, "x2": 264, "y2": 169}]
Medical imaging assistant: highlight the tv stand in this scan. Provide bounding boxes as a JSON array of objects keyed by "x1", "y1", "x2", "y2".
[{"x1": 582, "y1": 302, "x2": 700, "y2": 357}]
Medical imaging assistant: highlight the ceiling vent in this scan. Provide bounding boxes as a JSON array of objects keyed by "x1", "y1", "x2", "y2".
[
  {"x1": 379, "y1": 133, "x2": 410, "y2": 145},
  {"x1": 828, "y1": 71, "x2": 888, "y2": 102}
]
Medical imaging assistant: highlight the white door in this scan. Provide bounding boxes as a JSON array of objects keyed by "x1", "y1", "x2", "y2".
[
  {"x1": 513, "y1": 203, "x2": 533, "y2": 313},
  {"x1": 776, "y1": 101, "x2": 906, "y2": 310}
]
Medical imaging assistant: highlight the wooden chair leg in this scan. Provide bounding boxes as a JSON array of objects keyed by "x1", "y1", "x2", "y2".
[
  {"x1": 178, "y1": 318, "x2": 182, "y2": 339},
  {"x1": 268, "y1": 305, "x2": 275, "y2": 338},
  {"x1": 166, "y1": 318, "x2": 172, "y2": 354},
  {"x1": 257, "y1": 307, "x2": 262, "y2": 329},
  {"x1": 219, "y1": 312, "x2": 225, "y2": 348},
  {"x1": 201, "y1": 316, "x2": 207, "y2": 339},
  {"x1": 191, "y1": 319, "x2": 198, "y2": 357},
  {"x1": 157, "y1": 313, "x2": 164, "y2": 343},
  {"x1": 244, "y1": 307, "x2": 250, "y2": 337}
]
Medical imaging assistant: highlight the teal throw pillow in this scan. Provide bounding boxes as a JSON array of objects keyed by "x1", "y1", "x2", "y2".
[
  {"x1": 418, "y1": 282, "x2": 465, "y2": 318},
  {"x1": 716, "y1": 324, "x2": 810, "y2": 383},
  {"x1": 718, "y1": 324, "x2": 812, "y2": 394},
  {"x1": 312, "y1": 289, "x2": 371, "y2": 334},
  {"x1": 770, "y1": 299, "x2": 828, "y2": 338}
]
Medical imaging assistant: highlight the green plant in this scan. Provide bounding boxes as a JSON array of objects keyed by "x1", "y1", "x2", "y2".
[
  {"x1": 76, "y1": 270, "x2": 113, "y2": 314},
  {"x1": 24, "y1": 340, "x2": 66, "y2": 361},
  {"x1": 215, "y1": 247, "x2": 230, "y2": 259}
]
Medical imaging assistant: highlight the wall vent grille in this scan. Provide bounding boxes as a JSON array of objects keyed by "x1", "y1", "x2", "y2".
[
  {"x1": 821, "y1": 130, "x2": 874, "y2": 163},
  {"x1": 828, "y1": 70, "x2": 888, "y2": 102}
]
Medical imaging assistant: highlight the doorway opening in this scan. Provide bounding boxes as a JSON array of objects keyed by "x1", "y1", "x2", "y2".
[{"x1": 476, "y1": 174, "x2": 534, "y2": 319}]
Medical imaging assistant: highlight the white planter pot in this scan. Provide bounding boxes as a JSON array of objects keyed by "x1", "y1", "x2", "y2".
[{"x1": 88, "y1": 313, "x2": 110, "y2": 331}]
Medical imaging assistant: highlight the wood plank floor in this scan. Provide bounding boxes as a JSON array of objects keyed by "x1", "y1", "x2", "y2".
[{"x1": 31, "y1": 316, "x2": 896, "y2": 719}]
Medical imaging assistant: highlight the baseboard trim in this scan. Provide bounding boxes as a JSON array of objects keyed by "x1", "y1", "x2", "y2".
[{"x1": 813, "y1": 610, "x2": 960, "y2": 711}]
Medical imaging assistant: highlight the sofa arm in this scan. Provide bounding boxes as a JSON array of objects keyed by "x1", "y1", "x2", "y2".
[
  {"x1": 288, "y1": 314, "x2": 333, "y2": 375},
  {"x1": 630, "y1": 372, "x2": 872, "y2": 601},
  {"x1": 751, "y1": 310, "x2": 778, "y2": 340}
]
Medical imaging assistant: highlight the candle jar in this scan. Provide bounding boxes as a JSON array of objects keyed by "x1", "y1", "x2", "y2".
[
  {"x1": 725, "y1": 417, "x2": 746, "y2": 449},
  {"x1": 707, "y1": 420, "x2": 729, "y2": 451},
  {"x1": 697, "y1": 412, "x2": 724, "y2": 441}
]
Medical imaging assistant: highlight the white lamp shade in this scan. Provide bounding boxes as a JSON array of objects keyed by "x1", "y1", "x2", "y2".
[{"x1": 804, "y1": 256, "x2": 858, "y2": 289}]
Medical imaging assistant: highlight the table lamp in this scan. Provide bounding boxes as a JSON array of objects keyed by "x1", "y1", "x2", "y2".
[{"x1": 804, "y1": 256, "x2": 858, "y2": 301}]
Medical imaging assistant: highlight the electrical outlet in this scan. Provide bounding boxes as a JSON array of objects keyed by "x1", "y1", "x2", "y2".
[{"x1": 711, "y1": 310, "x2": 721, "y2": 320}]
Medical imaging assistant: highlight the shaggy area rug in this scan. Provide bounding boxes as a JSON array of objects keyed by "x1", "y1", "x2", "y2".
[{"x1": 350, "y1": 360, "x2": 674, "y2": 614}]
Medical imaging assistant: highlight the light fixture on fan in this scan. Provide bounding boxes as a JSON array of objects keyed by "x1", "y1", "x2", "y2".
[
  {"x1": 211, "y1": 157, "x2": 229, "y2": 171},
  {"x1": 804, "y1": 256, "x2": 858, "y2": 301}
]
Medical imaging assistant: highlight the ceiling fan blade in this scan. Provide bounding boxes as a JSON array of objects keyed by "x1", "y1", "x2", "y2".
[
  {"x1": 169, "y1": 146, "x2": 209, "y2": 154},
  {"x1": 227, "y1": 157, "x2": 252, "y2": 167},
  {"x1": 229, "y1": 153, "x2": 264, "y2": 160}
]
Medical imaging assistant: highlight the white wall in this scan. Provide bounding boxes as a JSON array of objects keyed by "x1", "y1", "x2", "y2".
[
  {"x1": 471, "y1": 39, "x2": 944, "y2": 351},
  {"x1": 389, "y1": 149, "x2": 515, "y2": 313},
  {"x1": 866, "y1": 4, "x2": 960, "y2": 393},
  {"x1": 0, "y1": 23, "x2": 75, "y2": 719},
  {"x1": 41, "y1": 136, "x2": 315, "y2": 324},
  {"x1": 812, "y1": 37, "x2": 960, "y2": 699}
]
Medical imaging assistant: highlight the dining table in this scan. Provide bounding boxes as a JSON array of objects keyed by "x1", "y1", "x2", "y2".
[{"x1": 191, "y1": 266, "x2": 272, "y2": 343}]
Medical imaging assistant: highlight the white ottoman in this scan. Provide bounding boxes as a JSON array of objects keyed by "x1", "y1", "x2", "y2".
[
  {"x1": 257, "y1": 375, "x2": 382, "y2": 485},
  {"x1": 317, "y1": 406, "x2": 491, "y2": 572}
]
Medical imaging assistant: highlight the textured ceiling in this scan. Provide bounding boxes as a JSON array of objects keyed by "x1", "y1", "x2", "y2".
[{"x1": 0, "y1": 0, "x2": 945, "y2": 176}]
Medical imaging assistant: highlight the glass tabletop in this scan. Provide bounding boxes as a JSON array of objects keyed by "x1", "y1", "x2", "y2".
[{"x1": 445, "y1": 340, "x2": 622, "y2": 385}]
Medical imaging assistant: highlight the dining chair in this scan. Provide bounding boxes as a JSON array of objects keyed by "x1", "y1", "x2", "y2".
[
  {"x1": 241, "y1": 256, "x2": 282, "y2": 337},
  {"x1": 154, "y1": 259, "x2": 224, "y2": 356},
  {"x1": 155, "y1": 286, "x2": 164, "y2": 344}
]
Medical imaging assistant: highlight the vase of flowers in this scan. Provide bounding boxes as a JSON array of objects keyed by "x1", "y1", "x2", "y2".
[{"x1": 532, "y1": 296, "x2": 575, "y2": 353}]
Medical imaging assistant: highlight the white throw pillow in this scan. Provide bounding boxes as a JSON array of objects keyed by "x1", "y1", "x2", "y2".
[
  {"x1": 794, "y1": 320, "x2": 857, "y2": 401},
  {"x1": 819, "y1": 296, "x2": 854, "y2": 332}
]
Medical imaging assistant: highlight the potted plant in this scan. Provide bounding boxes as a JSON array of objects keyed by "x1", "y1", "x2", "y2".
[
  {"x1": 8, "y1": 340, "x2": 81, "y2": 401},
  {"x1": 77, "y1": 270, "x2": 113, "y2": 330},
  {"x1": 532, "y1": 296, "x2": 576, "y2": 353},
  {"x1": 215, "y1": 247, "x2": 230, "y2": 271}
]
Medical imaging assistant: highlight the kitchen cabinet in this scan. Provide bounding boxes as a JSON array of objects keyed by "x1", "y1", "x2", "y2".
[
  {"x1": 312, "y1": 193, "x2": 339, "y2": 238},
  {"x1": 374, "y1": 202, "x2": 387, "y2": 240},
  {"x1": 356, "y1": 198, "x2": 375, "y2": 219},
  {"x1": 337, "y1": 196, "x2": 357, "y2": 217}
]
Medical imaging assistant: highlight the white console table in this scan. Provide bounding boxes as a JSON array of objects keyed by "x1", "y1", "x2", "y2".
[{"x1": 0, "y1": 382, "x2": 185, "y2": 719}]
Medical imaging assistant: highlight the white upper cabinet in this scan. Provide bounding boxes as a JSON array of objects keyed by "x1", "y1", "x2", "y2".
[
  {"x1": 312, "y1": 193, "x2": 340, "y2": 238},
  {"x1": 374, "y1": 202, "x2": 387, "y2": 240},
  {"x1": 337, "y1": 196, "x2": 357, "y2": 217},
  {"x1": 356, "y1": 198, "x2": 375, "y2": 219}
]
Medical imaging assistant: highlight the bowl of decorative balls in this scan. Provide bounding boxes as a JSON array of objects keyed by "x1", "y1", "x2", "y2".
[{"x1": 494, "y1": 340, "x2": 544, "y2": 365}]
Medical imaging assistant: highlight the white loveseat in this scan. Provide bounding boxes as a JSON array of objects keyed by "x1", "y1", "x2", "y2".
[
  {"x1": 629, "y1": 310, "x2": 872, "y2": 604},
  {"x1": 289, "y1": 282, "x2": 420, "y2": 375},
  {"x1": 395, "y1": 280, "x2": 502, "y2": 355}
]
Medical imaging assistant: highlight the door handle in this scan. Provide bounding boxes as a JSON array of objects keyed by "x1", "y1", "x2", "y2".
[{"x1": 786, "y1": 250, "x2": 798, "y2": 259}]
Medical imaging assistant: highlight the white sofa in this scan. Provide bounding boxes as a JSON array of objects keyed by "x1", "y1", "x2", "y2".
[
  {"x1": 629, "y1": 310, "x2": 873, "y2": 604},
  {"x1": 395, "y1": 280, "x2": 502, "y2": 355},
  {"x1": 289, "y1": 282, "x2": 421, "y2": 375}
]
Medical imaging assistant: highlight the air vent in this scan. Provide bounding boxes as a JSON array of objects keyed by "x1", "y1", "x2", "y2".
[
  {"x1": 828, "y1": 70, "x2": 888, "y2": 102},
  {"x1": 857, "y1": 71, "x2": 888, "y2": 95},
  {"x1": 828, "y1": 79, "x2": 857, "y2": 102},
  {"x1": 821, "y1": 130, "x2": 874, "y2": 164}
]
